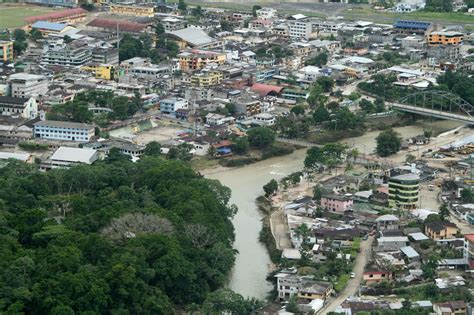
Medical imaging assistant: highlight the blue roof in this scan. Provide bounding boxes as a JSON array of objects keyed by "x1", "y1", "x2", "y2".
[
  {"x1": 31, "y1": 21, "x2": 68, "y2": 32},
  {"x1": 394, "y1": 20, "x2": 431, "y2": 30}
]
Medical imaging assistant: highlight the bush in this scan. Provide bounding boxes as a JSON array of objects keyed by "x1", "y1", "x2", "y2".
[
  {"x1": 18, "y1": 142, "x2": 48, "y2": 151},
  {"x1": 261, "y1": 144, "x2": 294, "y2": 159}
]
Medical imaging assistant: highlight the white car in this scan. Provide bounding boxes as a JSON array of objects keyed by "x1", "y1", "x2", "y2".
[{"x1": 350, "y1": 272, "x2": 356, "y2": 278}]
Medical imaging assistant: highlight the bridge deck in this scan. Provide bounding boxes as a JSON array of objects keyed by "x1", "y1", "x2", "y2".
[{"x1": 391, "y1": 103, "x2": 473, "y2": 125}]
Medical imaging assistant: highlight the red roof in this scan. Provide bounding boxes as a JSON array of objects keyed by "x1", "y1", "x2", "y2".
[
  {"x1": 465, "y1": 234, "x2": 474, "y2": 243},
  {"x1": 25, "y1": 8, "x2": 87, "y2": 24},
  {"x1": 250, "y1": 83, "x2": 283, "y2": 97},
  {"x1": 87, "y1": 18, "x2": 146, "y2": 33}
]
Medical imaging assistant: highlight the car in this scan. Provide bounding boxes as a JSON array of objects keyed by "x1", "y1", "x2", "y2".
[{"x1": 350, "y1": 272, "x2": 356, "y2": 278}]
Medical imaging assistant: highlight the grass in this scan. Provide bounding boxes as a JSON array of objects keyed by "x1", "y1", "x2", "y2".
[
  {"x1": 0, "y1": 5, "x2": 55, "y2": 29},
  {"x1": 343, "y1": 7, "x2": 474, "y2": 25}
]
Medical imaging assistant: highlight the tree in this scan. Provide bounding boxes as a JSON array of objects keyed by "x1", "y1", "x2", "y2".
[
  {"x1": 247, "y1": 127, "x2": 275, "y2": 149},
  {"x1": 144, "y1": 141, "x2": 162, "y2": 156},
  {"x1": 30, "y1": 29, "x2": 43, "y2": 41},
  {"x1": 405, "y1": 154, "x2": 416, "y2": 164},
  {"x1": 178, "y1": 0, "x2": 187, "y2": 12},
  {"x1": 80, "y1": 3, "x2": 95, "y2": 11},
  {"x1": 220, "y1": 20, "x2": 234, "y2": 32},
  {"x1": 439, "y1": 204, "x2": 450, "y2": 220},
  {"x1": 63, "y1": 35, "x2": 73, "y2": 43},
  {"x1": 316, "y1": 76, "x2": 335, "y2": 93},
  {"x1": 286, "y1": 295, "x2": 299, "y2": 313},
  {"x1": 306, "y1": 52, "x2": 328, "y2": 67},
  {"x1": 359, "y1": 99, "x2": 375, "y2": 113},
  {"x1": 375, "y1": 129, "x2": 401, "y2": 157},
  {"x1": 425, "y1": 0, "x2": 452, "y2": 11},
  {"x1": 14, "y1": 29, "x2": 27, "y2": 42},
  {"x1": 460, "y1": 188, "x2": 474, "y2": 203},
  {"x1": 155, "y1": 22, "x2": 165, "y2": 35},
  {"x1": 290, "y1": 105, "x2": 305, "y2": 116},
  {"x1": 252, "y1": 5, "x2": 262, "y2": 17},
  {"x1": 202, "y1": 289, "x2": 263, "y2": 314},
  {"x1": 312, "y1": 106, "x2": 330, "y2": 124},
  {"x1": 232, "y1": 137, "x2": 249, "y2": 154},
  {"x1": 191, "y1": 5, "x2": 202, "y2": 17},
  {"x1": 263, "y1": 179, "x2": 278, "y2": 197},
  {"x1": 375, "y1": 98, "x2": 385, "y2": 113}
]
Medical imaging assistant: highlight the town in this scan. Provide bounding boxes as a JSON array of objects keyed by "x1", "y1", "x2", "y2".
[{"x1": 0, "y1": 0, "x2": 473, "y2": 314}]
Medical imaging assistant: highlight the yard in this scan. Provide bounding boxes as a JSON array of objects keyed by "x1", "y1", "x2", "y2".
[{"x1": 0, "y1": 5, "x2": 55, "y2": 29}]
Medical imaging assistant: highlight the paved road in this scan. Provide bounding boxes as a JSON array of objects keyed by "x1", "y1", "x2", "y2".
[{"x1": 318, "y1": 235, "x2": 374, "y2": 315}]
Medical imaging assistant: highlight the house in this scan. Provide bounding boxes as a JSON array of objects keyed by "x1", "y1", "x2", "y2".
[
  {"x1": 463, "y1": 234, "x2": 474, "y2": 277},
  {"x1": 363, "y1": 270, "x2": 393, "y2": 284},
  {"x1": 160, "y1": 98, "x2": 188, "y2": 118},
  {"x1": 297, "y1": 281, "x2": 333, "y2": 301},
  {"x1": 433, "y1": 301, "x2": 467, "y2": 315},
  {"x1": 0, "y1": 96, "x2": 38, "y2": 119},
  {"x1": 42, "y1": 146, "x2": 99, "y2": 170},
  {"x1": 8, "y1": 73, "x2": 49, "y2": 98},
  {"x1": 425, "y1": 221, "x2": 458, "y2": 240},
  {"x1": 275, "y1": 271, "x2": 332, "y2": 301},
  {"x1": 376, "y1": 236, "x2": 409, "y2": 251},
  {"x1": 0, "y1": 152, "x2": 34, "y2": 163},
  {"x1": 376, "y1": 214, "x2": 400, "y2": 231},
  {"x1": 400, "y1": 246, "x2": 420, "y2": 261},
  {"x1": 320, "y1": 194, "x2": 353, "y2": 213},
  {"x1": 212, "y1": 140, "x2": 232, "y2": 157}
]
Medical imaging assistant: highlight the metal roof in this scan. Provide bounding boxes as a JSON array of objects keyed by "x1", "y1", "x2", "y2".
[
  {"x1": 394, "y1": 20, "x2": 431, "y2": 30},
  {"x1": 167, "y1": 27, "x2": 215, "y2": 47},
  {"x1": 32, "y1": 21, "x2": 68, "y2": 32},
  {"x1": 24, "y1": 8, "x2": 87, "y2": 24},
  {"x1": 34, "y1": 120, "x2": 94, "y2": 130},
  {"x1": 400, "y1": 246, "x2": 419, "y2": 258},
  {"x1": 51, "y1": 147, "x2": 97, "y2": 164}
]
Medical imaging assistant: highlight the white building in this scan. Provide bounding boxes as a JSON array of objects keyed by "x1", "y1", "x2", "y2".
[
  {"x1": 46, "y1": 146, "x2": 99, "y2": 169},
  {"x1": 252, "y1": 113, "x2": 275, "y2": 126},
  {"x1": 8, "y1": 73, "x2": 49, "y2": 98},
  {"x1": 288, "y1": 19, "x2": 313, "y2": 40},
  {"x1": 160, "y1": 97, "x2": 188, "y2": 117},
  {"x1": 0, "y1": 96, "x2": 38, "y2": 119},
  {"x1": 256, "y1": 7, "x2": 277, "y2": 20},
  {"x1": 33, "y1": 120, "x2": 95, "y2": 142}
]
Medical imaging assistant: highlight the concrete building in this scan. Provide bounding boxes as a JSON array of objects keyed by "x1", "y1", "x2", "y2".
[
  {"x1": 0, "y1": 40, "x2": 14, "y2": 62},
  {"x1": 41, "y1": 42, "x2": 92, "y2": 67},
  {"x1": 33, "y1": 120, "x2": 95, "y2": 142},
  {"x1": 288, "y1": 19, "x2": 313, "y2": 40},
  {"x1": 8, "y1": 73, "x2": 49, "y2": 98},
  {"x1": 427, "y1": 30, "x2": 464, "y2": 46},
  {"x1": 80, "y1": 64, "x2": 115, "y2": 80},
  {"x1": 320, "y1": 194, "x2": 353, "y2": 213},
  {"x1": 256, "y1": 7, "x2": 277, "y2": 20},
  {"x1": 159, "y1": 97, "x2": 188, "y2": 117},
  {"x1": 24, "y1": 8, "x2": 87, "y2": 25},
  {"x1": 31, "y1": 21, "x2": 74, "y2": 37},
  {"x1": 464, "y1": 234, "x2": 474, "y2": 277},
  {"x1": 92, "y1": 48, "x2": 119, "y2": 65},
  {"x1": 45, "y1": 146, "x2": 99, "y2": 169},
  {"x1": 161, "y1": 17, "x2": 187, "y2": 32},
  {"x1": 425, "y1": 221, "x2": 458, "y2": 240},
  {"x1": 363, "y1": 270, "x2": 393, "y2": 284},
  {"x1": 376, "y1": 236, "x2": 409, "y2": 251},
  {"x1": 191, "y1": 71, "x2": 223, "y2": 87},
  {"x1": 275, "y1": 271, "x2": 332, "y2": 301},
  {"x1": 388, "y1": 173, "x2": 420, "y2": 210},
  {"x1": 110, "y1": 4, "x2": 155, "y2": 17},
  {"x1": 0, "y1": 96, "x2": 38, "y2": 119},
  {"x1": 433, "y1": 301, "x2": 467, "y2": 315},
  {"x1": 178, "y1": 50, "x2": 226, "y2": 72},
  {"x1": 376, "y1": 214, "x2": 400, "y2": 231}
]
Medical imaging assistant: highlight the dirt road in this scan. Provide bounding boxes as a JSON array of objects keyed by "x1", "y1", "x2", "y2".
[{"x1": 318, "y1": 235, "x2": 374, "y2": 314}]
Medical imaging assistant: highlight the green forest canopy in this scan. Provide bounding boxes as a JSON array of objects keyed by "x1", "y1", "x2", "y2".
[{"x1": 0, "y1": 157, "x2": 238, "y2": 314}]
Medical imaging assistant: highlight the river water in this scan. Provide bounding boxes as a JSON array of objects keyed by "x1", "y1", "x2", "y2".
[{"x1": 205, "y1": 120, "x2": 463, "y2": 299}]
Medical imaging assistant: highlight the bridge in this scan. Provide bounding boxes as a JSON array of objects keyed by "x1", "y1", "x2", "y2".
[{"x1": 390, "y1": 91, "x2": 473, "y2": 125}]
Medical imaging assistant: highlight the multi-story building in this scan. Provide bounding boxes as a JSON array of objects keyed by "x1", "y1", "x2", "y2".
[
  {"x1": 161, "y1": 17, "x2": 187, "y2": 32},
  {"x1": 320, "y1": 194, "x2": 353, "y2": 213},
  {"x1": 31, "y1": 21, "x2": 73, "y2": 37},
  {"x1": 288, "y1": 19, "x2": 314, "y2": 40},
  {"x1": 159, "y1": 97, "x2": 188, "y2": 117},
  {"x1": 256, "y1": 7, "x2": 277, "y2": 20},
  {"x1": 388, "y1": 173, "x2": 420, "y2": 210},
  {"x1": 191, "y1": 71, "x2": 223, "y2": 87},
  {"x1": 178, "y1": 50, "x2": 226, "y2": 72},
  {"x1": 80, "y1": 64, "x2": 115, "y2": 80},
  {"x1": 24, "y1": 8, "x2": 87, "y2": 25},
  {"x1": 275, "y1": 271, "x2": 332, "y2": 301},
  {"x1": 235, "y1": 99, "x2": 261, "y2": 117},
  {"x1": 8, "y1": 73, "x2": 49, "y2": 98},
  {"x1": 110, "y1": 4, "x2": 155, "y2": 17},
  {"x1": 464, "y1": 234, "x2": 474, "y2": 277},
  {"x1": 0, "y1": 96, "x2": 38, "y2": 119},
  {"x1": 33, "y1": 120, "x2": 95, "y2": 142},
  {"x1": 427, "y1": 30, "x2": 464, "y2": 46},
  {"x1": 425, "y1": 221, "x2": 458, "y2": 240},
  {"x1": 363, "y1": 270, "x2": 393, "y2": 284},
  {"x1": 0, "y1": 40, "x2": 14, "y2": 62},
  {"x1": 129, "y1": 65, "x2": 171, "y2": 80},
  {"x1": 92, "y1": 48, "x2": 119, "y2": 65},
  {"x1": 41, "y1": 42, "x2": 92, "y2": 67},
  {"x1": 433, "y1": 301, "x2": 467, "y2": 315},
  {"x1": 393, "y1": 20, "x2": 433, "y2": 35}
]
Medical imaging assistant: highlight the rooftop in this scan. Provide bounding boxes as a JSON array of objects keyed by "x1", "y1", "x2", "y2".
[
  {"x1": 167, "y1": 27, "x2": 216, "y2": 47},
  {"x1": 24, "y1": 8, "x2": 86, "y2": 24},
  {"x1": 32, "y1": 21, "x2": 69, "y2": 32},
  {"x1": 87, "y1": 18, "x2": 146, "y2": 33},
  {"x1": 34, "y1": 120, "x2": 95, "y2": 129},
  {"x1": 0, "y1": 96, "x2": 30, "y2": 105},
  {"x1": 51, "y1": 147, "x2": 97, "y2": 164}
]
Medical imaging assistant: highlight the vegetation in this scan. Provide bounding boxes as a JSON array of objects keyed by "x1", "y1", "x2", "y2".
[
  {"x1": 0, "y1": 157, "x2": 241, "y2": 313},
  {"x1": 18, "y1": 141, "x2": 48, "y2": 151},
  {"x1": 247, "y1": 127, "x2": 276, "y2": 149},
  {"x1": 119, "y1": 33, "x2": 179, "y2": 63},
  {"x1": 306, "y1": 52, "x2": 328, "y2": 67},
  {"x1": 376, "y1": 129, "x2": 402, "y2": 157},
  {"x1": 304, "y1": 143, "x2": 347, "y2": 172},
  {"x1": 425, "y1": 0, "x2": 452, "y2": 11},
  {"x1": 263, "y1": 179, "x2": 278, "y2": 197},
  {"x1": 461, "y1": 188, "x2": 474, "y2": 203}
]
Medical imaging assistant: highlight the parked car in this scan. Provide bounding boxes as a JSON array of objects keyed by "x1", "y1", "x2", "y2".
[{"x1": 350, "y1": 272, "x2": 356, "y2": 278}]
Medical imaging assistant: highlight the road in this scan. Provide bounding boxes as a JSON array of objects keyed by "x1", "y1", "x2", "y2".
[{"x1": 318, "y1": 235, "x2": 374, "y2": 315}]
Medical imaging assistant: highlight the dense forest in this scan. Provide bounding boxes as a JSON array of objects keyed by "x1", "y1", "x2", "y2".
[{"x1": 0, "y1": 156, "x2": 240, "y2": 314}]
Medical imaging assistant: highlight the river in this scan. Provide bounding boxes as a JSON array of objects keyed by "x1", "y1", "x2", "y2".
[{"x1": 205, "y1": 120, "x2": 463, "y2": 299}]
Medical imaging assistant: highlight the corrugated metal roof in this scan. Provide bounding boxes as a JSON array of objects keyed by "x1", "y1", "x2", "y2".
[
  {"x1": 87, "y1": 18, "x2": 146, "y2": 33},
  {"x1": 25, "y1": 8, "x2": 87, "y2": 24},
  {"x1": 394, "y1": 20, "x2": 431, "y2": 30},
  {"x1": 167, "y1": 27, "x2": 215, "y2": 46},
  {"x1": 51, "y1": 147, "x2": 97, "y2": 164},
  {"x1": 32, "y1": 21, "x2": 68, "y2": 32},
  {"x1": 400, "y1": 246, "x2": 419, "y2": 258}
]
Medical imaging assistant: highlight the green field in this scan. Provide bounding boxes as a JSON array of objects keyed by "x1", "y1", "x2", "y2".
[{"x1": 0, "y1": 6, "x2": 56, "y2": 29}]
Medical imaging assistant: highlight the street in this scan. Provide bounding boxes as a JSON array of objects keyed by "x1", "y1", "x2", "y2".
[{"x1": 318, "y1": 235, "x2": 374, "y2": 314}]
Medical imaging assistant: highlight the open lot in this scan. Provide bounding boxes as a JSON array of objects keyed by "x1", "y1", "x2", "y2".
[{"x1": 0, "y1": 5, "x2": 55, "y2": 29}]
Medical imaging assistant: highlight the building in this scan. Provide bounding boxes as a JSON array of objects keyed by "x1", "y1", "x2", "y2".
[
  {"x1": 92, "y1": 48, "x2": 119, "y2": 65},
  {"x1": 166, "y1": 27, "x2": 219, "y2": 49},
  {"x1": 178, "y1": 50, "x2": 226, "y2": 72},
  {"x1": 159, "y1": 97, "x2": 188, "y2": 117},
  {"x1": 8, "y1": 73, "x2": 49, "y2": 98},
  {"x1": 80, "y1": 64, "x2": 115, "y2": 80},
  {"x1": 256, "y1": 7, "x2": 277, "y2": 20},
  {"x1": 0, "y1": 40, "x2": 14, "y2": 62},
  {"x1": 288, "y1": 19, "x2": 314, "y2": 40},
  {"x1": 191, "y1": 71, "x2": 223, "y2": 87},
  {"x1": 235, "y1": 99, "x2": 261, "y2": 117},
  {"x1": 0, "y1": 96, "x2": 38, "y2": 119},
  {"x1": 320, "y1": 194, "x2": 353, "y2": 213},
  {"x1": 24, "y1": 8, "x2": 87, "y2": 25},
  {"x1": 205, "y1": 113, "x2": 235, "y2": 126},
  {"x1": 376, "y1": 214, "x2": 400, "y2": 231},
  {"x1": 252, "y1": 113, "x2": 275, "y2": 126},
  {"x1": 427, "y1": 30, "x2": 464, "y2": 46},
  {"x1": 363, "y1": 270, "x2": 393, "y2": 284},
  {"x1": 0, "y1": 152, "x2": 33, "y2": 163},
  {"x1": 33, "y1": 120, "x2": 95, "y2": 142},
  {"x1": 110, "y1": 4, "x2": 155, "y2": 18},
  {"x1": 297, "y1": 281, "x2": 333, "y2": 301},
  {"x1": 161, "y1": 17, "x2": 187, "y2": 32},
  {"x1": 275, "y1": 271, "x2": 332, "y2": 301},
  {"x1": 86, "y1": 18, "x2": 147, "y2": 35},
  {"x1": 41, "y1": 42, "x2": 92, "y2": 67},
  {"x1": 463, "y1": 234, "x2": 474, "y2": 277},
  {"x1": 433, "y1": 301, "x2": 467, "y2": 315},
  {"x1": 425, "y1": 221, "x2": 458, "y2": 240},
  {"x1": 31, "y1": 21, "x2": 74, "y2": 37},
  {"x1": 376, "y1": 236, "x2": 409, "y2": 251},
  {"x1": 129, "y1": 65, "x2": 170, "y2": 80},
  {"x1": 388, "y1": 173, "x2": 420, "y2": 210},
  {"x1": 393, "y1": 20, "x2": 433, "y2": 35},
  {"x1": 45, "y1": 146, "x2": 99, "y2": 169}
]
